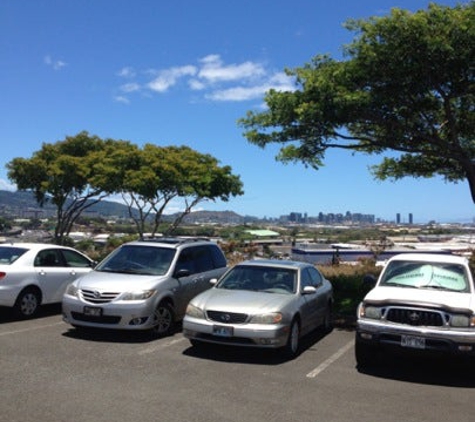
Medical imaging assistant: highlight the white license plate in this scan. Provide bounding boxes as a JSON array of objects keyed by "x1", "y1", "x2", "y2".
[
  {"x1": 213, "y1": 325, "x2": 233, "y2": 337},
  {"x1": 84, "y1": 306, "x2": 102, "y2": 317},
  {"x1": 401, "y1": 335, "x2": 425, "y2": 349}
]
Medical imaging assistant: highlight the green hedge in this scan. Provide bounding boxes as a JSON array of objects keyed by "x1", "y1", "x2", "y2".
[{"x1": 319, "y1": 263, "x2": 382, "y2": 318}]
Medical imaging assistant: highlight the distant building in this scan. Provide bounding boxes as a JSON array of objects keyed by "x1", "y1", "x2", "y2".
[
  {"x1": 396, "y1": 213, "x2": 401, "y2": 224},
  {"x1": 409, "y1": 213, "x2": 413, "y2": 225}
]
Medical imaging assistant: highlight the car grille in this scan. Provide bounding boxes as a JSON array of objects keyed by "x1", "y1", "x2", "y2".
[
  {"x1": 80, "y1": 289, "x2": 121, "y2": 304},
  {"x1": 206, "y1": 310, "x2": 248, "y2": 324},
  {"x1": 386, "y1": 307, "x2": 444, "y2": 327}
]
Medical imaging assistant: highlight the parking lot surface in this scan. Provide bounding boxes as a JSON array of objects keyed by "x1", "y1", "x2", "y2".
[{"x1": 1, "y1": 305, "x2": 475, "y2": 422}]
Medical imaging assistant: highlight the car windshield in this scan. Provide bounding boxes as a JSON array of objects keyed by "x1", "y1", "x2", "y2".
[
  {"x1": 0, "y1": 247, "x2": 28, "y2": 265},
  {"x1": 380, "y1": 260, "x2": 470, "y2": 292},
  {"x1": 217, "y1": 265, "x2": 296, "y2": 293},
  {"x1": 96, "y1": 245, "x2": 176, "y2": 276}
]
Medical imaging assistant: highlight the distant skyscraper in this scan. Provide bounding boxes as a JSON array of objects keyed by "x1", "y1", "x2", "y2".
[
  {"x1": 409, "y1": 213, "x2": 413, "y2": 224},
  {"x1": 396, "y1": 213, "x2": 401, "y2": 224}
]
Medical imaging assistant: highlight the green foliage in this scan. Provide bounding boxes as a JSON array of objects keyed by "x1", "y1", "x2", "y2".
[
  {"x1": 6, "y1": 132, "x2": 112, "y2": 244},
  {"x1": 239, "y1": 2, "x2": 475, "y2": 202},
  {"x1": 319, "y1": 263, "x2": 382, "y2": 317},
  {"x1": 6, "y1": 133, "x2": 244, "y2": 244}
]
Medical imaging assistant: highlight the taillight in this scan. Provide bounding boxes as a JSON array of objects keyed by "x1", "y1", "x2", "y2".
[{"x1": 0, "y1": 272, "x2": 6, "y2": 280}]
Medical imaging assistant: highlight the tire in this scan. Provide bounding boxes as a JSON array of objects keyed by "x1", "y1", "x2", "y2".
[
  {"x1": 14, "y1": 288, "x2": 41, "y2": 318},
  {"x1": 355, "y1": 336, "x2": 376, "y2": 369},
  {"x1": 282, "y1": 319, "x2": 300, "y2": 359},
  {"x1": 150, "y1": 302, "x2": 175, "y2": 337}
]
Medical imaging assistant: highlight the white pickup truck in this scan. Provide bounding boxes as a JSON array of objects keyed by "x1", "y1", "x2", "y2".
[{"x1": 355, "y1": 253, "x2": 475, "y2": 368}]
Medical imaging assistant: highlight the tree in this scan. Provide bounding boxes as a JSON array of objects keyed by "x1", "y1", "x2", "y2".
[
  {"x1": 6, "y1": 132, "x2": 113, "y2": 244},
  {"x1": 239, "y1": 3, "x2": 475, "y2": 202},
  {"x1": 113, "y1": 144, "x2": 244, "y2": 239}
]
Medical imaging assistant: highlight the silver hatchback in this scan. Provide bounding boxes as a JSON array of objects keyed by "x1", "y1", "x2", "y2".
[{"x1": 183, "y1": 259, "x2": 333, "y2": 358}]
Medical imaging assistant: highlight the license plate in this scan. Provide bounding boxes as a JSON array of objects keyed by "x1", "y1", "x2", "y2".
[
  {"x1": 213, "y1": 325, "x2": 233, "y2": 337},
  {"x1": 84, "y1": 306, "x2": 102, "y2": 317},
  {"x1": 401, "y1": 335, "x2": 425, "y2": 349}
]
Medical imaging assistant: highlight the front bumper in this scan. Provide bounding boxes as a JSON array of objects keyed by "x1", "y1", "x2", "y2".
[
  {"x1": 356, "y1": 318, "x2": 475, "y2": 355},
  {"x1": 183, "y1": 316, "x2": 290, "y2": 349},
  {"x1": 62, "y1": 295, "x2": 157, "y2": 330}
]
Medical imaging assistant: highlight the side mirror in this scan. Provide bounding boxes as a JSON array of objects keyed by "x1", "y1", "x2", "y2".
[
  {"x1": 209, "y1": 278, "x2": 218, "y2": 285},
  {"x1": 363, "y1": 274, "x2": 377, "y2": 288},
  {"x1": 302, "y1": 286, "x2": 317, "y2": 295},
  {"x1": 175, "y1": 268, "x2": 191, "y2": 278}
]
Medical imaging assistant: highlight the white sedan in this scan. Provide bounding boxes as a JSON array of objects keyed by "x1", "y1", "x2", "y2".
[{"x1": 0, "y1": 243, "x2": 94, "y2": 317}]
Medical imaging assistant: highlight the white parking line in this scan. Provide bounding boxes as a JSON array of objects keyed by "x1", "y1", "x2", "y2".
[
  {"x1": 306, "y1": 339, "x2": 355, "y2": 378},
  {"x1": 138, "y1": 337, "x2": 187, "y2": 355},
  {"x1": 0, "y1": 322, "x2": 64, "y2": 337}
]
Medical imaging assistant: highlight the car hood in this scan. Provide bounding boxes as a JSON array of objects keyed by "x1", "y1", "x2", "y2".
[
  {"x1": 364, "y1": 286, "x2": 475, "y2": 311},
  {"x1": 192, "y1": 288, "x2": 294, "y2": 314},
  {"x1": 73, "y1": 270, "x2": 165, "y2": 291}
]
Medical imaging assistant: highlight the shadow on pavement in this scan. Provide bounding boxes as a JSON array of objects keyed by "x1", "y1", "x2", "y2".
[{"x1": 357, "y1": 353, "x2": 475, "y2": 388}]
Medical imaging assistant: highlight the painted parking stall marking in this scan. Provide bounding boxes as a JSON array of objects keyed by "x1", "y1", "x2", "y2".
[{"x1": 306, "y1": 339, "x2": 354, "y2": 378}]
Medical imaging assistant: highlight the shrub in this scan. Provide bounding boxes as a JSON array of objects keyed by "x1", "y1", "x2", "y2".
[{"x1": 319, "y1": 262, "x2": 382, "y2": 319}]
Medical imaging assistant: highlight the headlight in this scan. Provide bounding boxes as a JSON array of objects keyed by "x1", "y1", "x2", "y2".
[
  {"x1": 65, "y1": 284, "x2": 79, "y2": 297},
  {"x1": 185, "y1": 303, "x2": 205, "y2": 319},
  {"x1": 451, "y1": 314, "x2": 471, "y2": 327},
  {"x1": 250, "y1": 312, "x2": 283, "y2": 324},
  {"x1": 360, "y1": 305, "x2": 382, "y2": 320},
  {"x1": 121, "y1": 290, "x2": 156, "y2": 301}
]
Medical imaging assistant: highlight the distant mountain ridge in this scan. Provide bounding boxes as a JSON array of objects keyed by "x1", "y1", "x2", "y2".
[{"x1": 0, "y1": 190, "x2": 246, "y2": 223}]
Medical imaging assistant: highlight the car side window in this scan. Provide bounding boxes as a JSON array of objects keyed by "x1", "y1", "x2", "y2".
[
  {"x1": 175, "y1": 248, "x2": 197, "y2": 275},
  {"x1": 35, "y1": 250, "x2": 64, "y2": 267},
  {"x1": 209, "y1": 244, "x2": 226, "y2": 268},
  {"x1": 193, "y1": 246, "x2": 215, "y2": 273},
  {"x1": 300, "y1": 269, "x2": 313, "y2": 290},
  {"x1": 61, "y1": 250, "x2": 92, "y2": 268},
  {"x1": 301, "y1": 267, "x2": 323, "y2": 288},
  {"x1": 308, "y1": 267, "x2": 323, "y2": 287}
]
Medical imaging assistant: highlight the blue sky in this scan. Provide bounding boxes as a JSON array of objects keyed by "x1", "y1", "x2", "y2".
[{"x1": 1, "y1": 0, "x2": 472, "y2": 224}]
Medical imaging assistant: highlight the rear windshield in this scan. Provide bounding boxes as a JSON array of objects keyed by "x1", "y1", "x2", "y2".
[
  {"x1": 380, "y1": 260, "x2": 470, "y2": 292},
  {"x1": 0, "y1": 247, "x2": 28, "y2": 265}
]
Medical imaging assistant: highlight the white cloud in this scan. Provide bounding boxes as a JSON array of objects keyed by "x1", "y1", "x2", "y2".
[
  {"x1": 147, "y1": 65, "x2": 197, "y2": 93},
  {"x1": 198, "y1": 54, "x2": 265, "y2": 83},
  {"x1": 114, "y1": 96, "x2": 130, "y2": 104},
  {"x1": 120, "y1": 82, "x2": 141, "y2": 93},
  {"x1": 207, "y1": 85, "x2": 268, "y2": 102},
  {"x1": 115, "y1": 54, "x2": 296, "y2": 102},
  {"x1": 117, "y1": 67, "x2": 136, "y2": 78},
  {"x1": 44, "y1": 55, "x2": 67, "y2": 70},
  {"x1": 0, "y1": 179, "x2": 16, "y2": 191}
]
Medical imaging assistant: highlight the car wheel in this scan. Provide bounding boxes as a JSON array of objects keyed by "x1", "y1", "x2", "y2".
[
  {"x1": 14, "y1": 288, "x2": 41, "y2": 318},
  {"x1": 355, "y1": 336, "x2": 376, "y2": 369},
  {"x1": 150, "y1": 302, "x2": 175, "y2": 337},
  {"x1": 282, "y1": 319, "x2": 300, "y2": 359}
]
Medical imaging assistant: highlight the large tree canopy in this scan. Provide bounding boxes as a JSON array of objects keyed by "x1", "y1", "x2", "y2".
[
  {"x1": 112, "y1": 144, "x2": 244, "y2": 239},
  {"x1": 7, "y1": 133, "x2": 244, "y2": 243},
  {"x1": 239, "y1": 2, "x2": 475, "y2": 202},
  {"x1": 6, "y1": 132, "x2": 112, "y2": 244}
]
